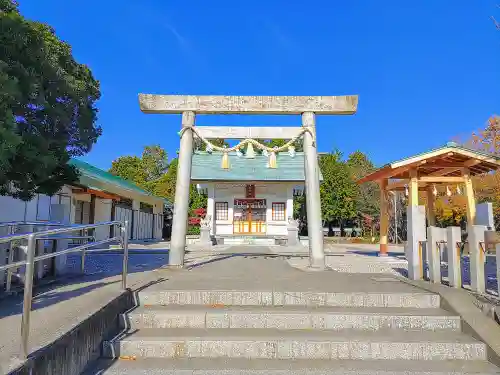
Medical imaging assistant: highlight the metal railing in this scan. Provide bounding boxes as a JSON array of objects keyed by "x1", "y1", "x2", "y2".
[
  {"x1": 0, "y1": 220, "x2": 129, "y2": 359},
  {"x1": 0, "y1": 221, "x2": 68, "y2": 230}
]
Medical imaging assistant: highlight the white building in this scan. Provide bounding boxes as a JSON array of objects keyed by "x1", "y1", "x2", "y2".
[
  {"x1": 192, "y1": 151, "x2": 322, "y2": 237},
  {"x1": 0, "y1": 159, "x2": 168, "y2": 241}
]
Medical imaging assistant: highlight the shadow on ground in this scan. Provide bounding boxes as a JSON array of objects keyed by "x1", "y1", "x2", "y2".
[
  {"x1": 0, "y1": 251, "x2": 169, "y2": 319},
  {"x1": 347, "y1": 250, "x2": 405, "y2": 258}
]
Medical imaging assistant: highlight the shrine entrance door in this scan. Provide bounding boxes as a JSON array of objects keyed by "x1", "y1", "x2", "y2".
[{"x1": 233, "y1": 199, "x2": 267, "y2": 234}]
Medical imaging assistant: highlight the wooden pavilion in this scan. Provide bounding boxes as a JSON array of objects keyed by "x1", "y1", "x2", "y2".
[{"x1": 358, "y1": 142, "x2": 500, "y2": 256}]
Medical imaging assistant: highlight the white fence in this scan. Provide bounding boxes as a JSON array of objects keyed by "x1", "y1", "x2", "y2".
[
  {"x1": 114, "y1": 206, "x2": 133, "y2": 239},
  {"x1": 114, "y1": 206, "x2": 163, "y2": 240}
]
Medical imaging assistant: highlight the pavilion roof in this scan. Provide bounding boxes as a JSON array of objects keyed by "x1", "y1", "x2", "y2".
[
  {"x1": 358, "y1": 142, "x2": 500, "y2": 184},
  {"x1": 191, "y1": 151, "x2": 323, "y2": 182}
]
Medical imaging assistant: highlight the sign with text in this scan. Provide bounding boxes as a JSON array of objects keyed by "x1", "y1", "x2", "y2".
[
  {"x1": 245, "y1": 184, "x2": 255, "y2": 198},
  {"x1": 234, "y1": 199, "x2": 266, "y2": 209}
]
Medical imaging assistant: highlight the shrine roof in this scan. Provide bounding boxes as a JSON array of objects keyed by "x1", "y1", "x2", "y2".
[
  {"x1": 358, "y1": 142, "x2": 500, "y2": 184},
  {"x1": 191, "y1": 151, "x2": 323, "y2": 182}
]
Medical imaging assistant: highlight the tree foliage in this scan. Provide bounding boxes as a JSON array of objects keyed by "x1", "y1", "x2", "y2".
[
  {"x1": 262, "y1": 138, "x2": 304, "y2": 152},
  {"x1": 0, "y1": 0, "x2": 101, "y2": 200},
  {"x1": 346, "y1": 151, "x2": 379, "y2": 218},
  {"x1": 110, "y1": 145, "x2": 207, "y2": 214},
  {"x1": 195, "y1": 138, "x2": 229, "y2": 151},
  {"x1": 436, "y1": 116, "x2": 500, "y2": 228},
  {"x1": 319, "y1": 151, "x2": 357, "y2": 222},
  {"x1": 109, "y1": 145, "x2": 168, "y2": 193}
]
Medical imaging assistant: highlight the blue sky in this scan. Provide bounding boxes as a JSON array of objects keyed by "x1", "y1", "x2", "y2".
[{"x1": 20, "y1": 0, "x2": 500, "y2": 170}]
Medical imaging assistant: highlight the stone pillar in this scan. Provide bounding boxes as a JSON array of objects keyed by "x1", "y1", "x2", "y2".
[
  {"x1": 206, "y1": 184, "x2": 215, "y2": 235},
  {"x1": 302, "y1": 112, "x2": 325, "y2": 269},
  {"x1": 446, "y1": 226, "x2": 462, "y2": 288},
  {"x1": 426, "y1": 226, "x2": 445, "y2": 283},
  {"x1": 379, "y1": 180, "x2": 389, "y2": 256},
  {"x1": 287, "y1": 218, "x2": 299, "y2": 246},
  {"x1": 169, "y1": 111, "x2": 195, "y2": 267},
  {"x1": 406, "y1": 205, "x2": 427, "y2": 280},
  {"x1": 468, "y1": 225, "x2": 486, "y2": 294}
]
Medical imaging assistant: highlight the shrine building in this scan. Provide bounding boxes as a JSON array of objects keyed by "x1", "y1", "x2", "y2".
[{"x1": 192, "y1": 151, "x2": 323, "y2": 237}]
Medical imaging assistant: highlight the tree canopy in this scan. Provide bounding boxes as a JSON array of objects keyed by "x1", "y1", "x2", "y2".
[
  {"x1": 346, "y1": 151, "x2": 380, "y2": 218},
  {"x1": 110, "y1": 145, "x2": 207, "y2": 214},
  {"x1": 195, "y1": 138, "x2": 229, "y2": 151},
  {"x1": 109, "y1": 145, "x2": 168, "y2": 194},
  {"x1": 262, "y1": 138, "x2": 304, "y2": 152},
  {"x1": 319, "y1": 151, "x2": 358, "y2": 222},
  {"x1": 0, "y1": 0, "x2": 101, "y2": 200}
]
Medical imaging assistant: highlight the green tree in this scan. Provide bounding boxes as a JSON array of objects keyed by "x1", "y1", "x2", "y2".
[
  {"x1": 110, "y1": 145, "x2": 167, "y2": 193},
  {"x1": 109, "y1": 156, "x2": 147, "y2": 189},
  {"x1": 319, "y1": 151, "x2": 357, "y2": 222},
  {"x1": 261, "y1": 138, "x2": 304, "y2": 152},
  {"x1": 195, "y1": 138, "x2": 229, "y2": 151},
  {"x1": 152, "y1": 157, "x2": 207, "y2": 211},
  {"x1": 346, "y1": 151, "x2": 379, "y2": 217},
  {"x1": 0, "y1": 1, "x2": 101, "y2": 200},
  {"x1": 142, "y1": 145, "x2": 168, "y2": 180},
  {"x1": 153, "y1": 158, "x2": 178, "y2": 202}
]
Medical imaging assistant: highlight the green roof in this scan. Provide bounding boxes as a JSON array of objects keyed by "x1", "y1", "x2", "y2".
[
  {"x1": 191, "y1": 151, "x2": 322, "y2": 181},
  {"x1": 69, "y1": 159, "x2": 171, "y2": 206},
  {"x1": 388, "y1": 141, "x2": 500, "y2": 167}
]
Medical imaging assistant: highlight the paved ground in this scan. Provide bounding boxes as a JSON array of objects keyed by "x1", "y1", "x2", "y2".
[{"x1": 141, "y1": 250, "x2": 426, "y2": 295}]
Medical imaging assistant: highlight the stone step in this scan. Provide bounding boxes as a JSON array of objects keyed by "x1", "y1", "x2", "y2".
[
  {"x1": 124, "y1": 305, "x2": 461, "y2": 331},
  {"x1": 86, "y1": 358, "x2": 500, "y2": 375},
  {"x1": 104, "y1": 328, "x2": 486, "y2": 361},
  {"x1": 138, "y1": 290, "x2": 440, "y2": 308}
]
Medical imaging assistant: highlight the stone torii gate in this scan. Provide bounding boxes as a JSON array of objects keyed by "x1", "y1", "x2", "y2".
[{"x1": 138, "y1": 94, "x2": 359, "y2": 269}]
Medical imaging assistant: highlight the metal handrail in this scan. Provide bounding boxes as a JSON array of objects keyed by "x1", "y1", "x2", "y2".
[
  {"x1": 0, "y1": 220, "x2": 129, "y2": 359},
  {"x1": 35, "y1": 235, "x2": 95, "y2": 241},
  {"x1": 0, "y1": 221, "x2": 68, "y2": 229},
  {"x1": 0, "y1": 221, "x2": 119, "y2": 244}
]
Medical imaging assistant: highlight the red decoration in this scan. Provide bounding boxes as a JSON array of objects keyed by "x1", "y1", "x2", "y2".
[
  {"x1": 188, "y1": 217, "x2": 201, "y2": 225},
  {"x1": 193, "y1": 208, "x2": 206, "y2": 217}
]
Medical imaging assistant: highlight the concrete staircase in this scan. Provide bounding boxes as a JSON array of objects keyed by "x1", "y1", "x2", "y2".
[{"x1": 91, "y1": 288, "x2": 500, "y2": 374}]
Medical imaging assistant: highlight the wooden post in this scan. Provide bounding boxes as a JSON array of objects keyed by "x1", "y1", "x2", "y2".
[
  {"x1": 462, "y1": 168, "x2": 476, "y2": 226},
  {"x1": 409, "y1": 169, "x2": 419, "y2": 207},
  {"x1": 426, "y1": 187, "x2": 436, "y2": 226},
  {"x1": 379, "y1": 179, "x2": 389, "y2": 256}
]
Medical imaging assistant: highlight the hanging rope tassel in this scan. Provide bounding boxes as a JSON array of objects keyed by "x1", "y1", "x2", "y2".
[
  {"x1": 245, "y1": 142, "x2": 255, "y2": 158},
  {"x1": 268, "y1": 150, "x2": 277, "y2": 168},
  {"x1": 221, "y1": 151, "x2": 230, "y2": 169}
]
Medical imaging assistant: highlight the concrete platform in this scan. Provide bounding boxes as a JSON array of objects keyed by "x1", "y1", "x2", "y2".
[{"x1": 86, "y1": 358, "x2": 500, "y2": 374}]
